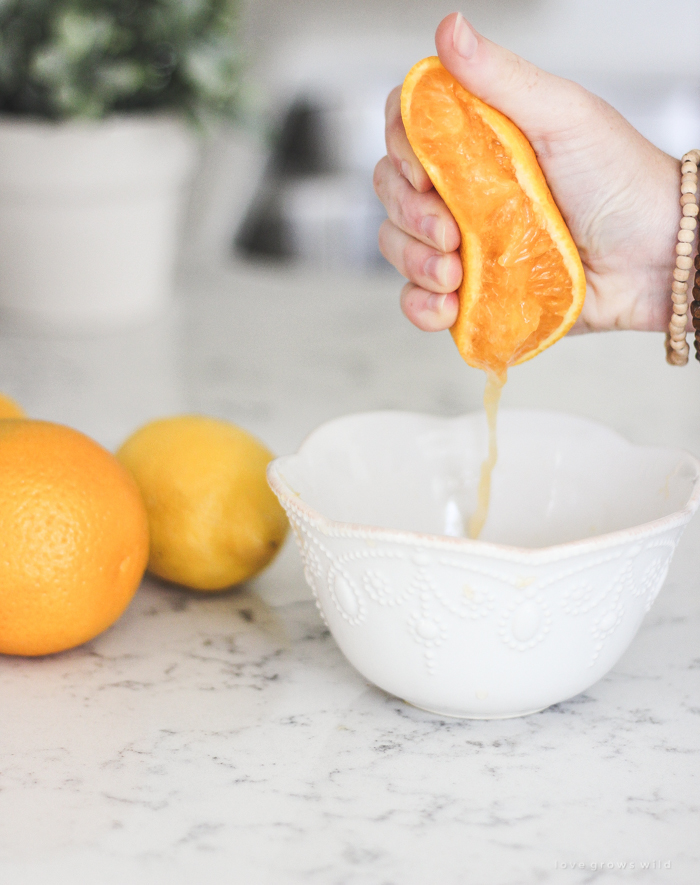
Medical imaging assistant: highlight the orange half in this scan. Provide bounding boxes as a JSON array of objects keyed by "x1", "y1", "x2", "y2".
[{"x1": 401, "y1": 57, "x2": 586, "y2": 376}]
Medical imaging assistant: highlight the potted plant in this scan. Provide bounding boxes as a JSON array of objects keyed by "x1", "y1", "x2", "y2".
[{"x1": 0, "y1": 0, "x2": 241, "y2": 327}]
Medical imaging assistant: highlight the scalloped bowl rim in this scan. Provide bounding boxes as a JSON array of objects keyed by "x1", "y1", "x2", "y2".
[{"x1": 268, "y1": 409, "x2": 700, "y2": 565}]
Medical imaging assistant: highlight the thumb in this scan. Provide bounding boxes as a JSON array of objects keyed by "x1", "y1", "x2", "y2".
[{"x1": 435, "y1": 12, "x2": 586, "y2": 143}]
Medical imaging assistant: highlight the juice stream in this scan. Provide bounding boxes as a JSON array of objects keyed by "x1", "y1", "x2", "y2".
[{"x1": 468, "y1": 371, "x2": 506, "y2": 539}]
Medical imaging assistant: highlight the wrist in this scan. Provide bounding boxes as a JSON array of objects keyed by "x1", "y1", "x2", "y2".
[{"x1": 635, "y1": 151, "x2": 684, "y2": 334}]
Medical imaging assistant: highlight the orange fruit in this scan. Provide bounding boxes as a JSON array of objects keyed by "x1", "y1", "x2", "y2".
[
  {"x1": 401, "y1": 57, "x2": 586, "y2": 377},
  {"x1": 0, "y1": 392, "x2": 25, "y2": 418},
  {"x1": 116, "y1": 415, "x2": 288, "y2": 591},
  {"x1": 0, "y1": 420, "x2": 149, "y2": 656}
]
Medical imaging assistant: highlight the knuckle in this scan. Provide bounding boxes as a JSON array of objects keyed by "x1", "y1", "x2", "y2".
[
  {"x1": 402, "y1": 240, "x2": 423, "y2": 280},
  {"x1": 377, "y1": 219, "x2": 395, "y2": 261},
  {"x1": 372, "y1": 158, "x2": 387, "y2": 198},
  {"x1": 385, "y1": 85, "x2": 401, "y2": 118},
  {"x1": 505, "y1": 55, "x2": 537, "y2": 95}
]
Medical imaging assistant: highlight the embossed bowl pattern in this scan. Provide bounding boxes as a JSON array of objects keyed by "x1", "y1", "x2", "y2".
[{"x1": 268, "y1": 410, "x2": 700, "y2": 719}]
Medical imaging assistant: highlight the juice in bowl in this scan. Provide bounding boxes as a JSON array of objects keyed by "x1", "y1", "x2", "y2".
[{"x1": 267, "y1": 60, "x2": 700, "y2": 719}]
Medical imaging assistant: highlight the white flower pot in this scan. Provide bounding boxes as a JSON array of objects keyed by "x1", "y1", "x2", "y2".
[{"x1": 0, "y1": 114, "x2": 197, "y2": 328}]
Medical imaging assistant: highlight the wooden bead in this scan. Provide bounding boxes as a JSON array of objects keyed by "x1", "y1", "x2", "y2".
[
  {"x1": 666, "y1": 152, "x2": 700, "y2": 367},
  {"x1": 668, "y1": 350, "x2": 686, "y2": 366}
]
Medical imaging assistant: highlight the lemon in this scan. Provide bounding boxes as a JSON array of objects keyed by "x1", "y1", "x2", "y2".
[{"x1": 116, "y1": 415, "x2": 288, "y2": 591}]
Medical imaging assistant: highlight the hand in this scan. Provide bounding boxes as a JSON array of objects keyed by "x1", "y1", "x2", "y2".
[{"x1": 373, "y1": 12, "x2": 682, "y2": 335}]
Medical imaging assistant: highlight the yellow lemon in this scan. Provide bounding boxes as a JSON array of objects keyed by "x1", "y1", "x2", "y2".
[
  {"x1": 116, "y1": 415, "x2": 288, "y2": 591},
  {"x1": 0, "y1": 392, "x2": 25, "y2": 418}
]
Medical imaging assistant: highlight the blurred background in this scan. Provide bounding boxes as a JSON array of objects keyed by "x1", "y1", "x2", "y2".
[
  {"x1": 213, "y1": 0, "x2": 700, "y2": 270},
  {"x1": 3, "y1": 0, "x2": 700, "y2": 287},
  {"x1": 1, "y1": 0, "x2": 700, "y2": 481}
]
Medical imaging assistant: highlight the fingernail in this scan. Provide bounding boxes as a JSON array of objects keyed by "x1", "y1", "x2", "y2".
[
  {"x1": 424, "y1": 254, "x2": 447, "y2": 286},
  {"x1": 401, "y1": 160, "x2": 414, "y2": 187},
  {"x1": 427, "y1": 292, "x2": 448, "y2": 313},
  {"x1": 453, "y1": 12, "x2": 477, "y2": 60},
  {"x1": 421, "y1": 215, "x2": 446, "y2": 252}
]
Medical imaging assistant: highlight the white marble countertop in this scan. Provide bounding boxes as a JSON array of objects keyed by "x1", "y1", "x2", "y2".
[{"x1": 1, "y1": 260, "x2": 699, "y2": 884}]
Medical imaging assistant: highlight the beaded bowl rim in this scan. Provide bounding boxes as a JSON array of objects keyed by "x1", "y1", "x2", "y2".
[{"x1": 267, "y1": 409, "x2": 700, "y2": 566}]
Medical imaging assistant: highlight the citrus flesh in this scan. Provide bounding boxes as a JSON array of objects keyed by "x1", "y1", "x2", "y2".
[
  {"x1": 0, "y1": 392, "x2": 25, "y2": 418},
  {"x1": 116, "y1": 415, "x2": 289, "y2": 591},
  {"x1": 0, "y1": 420, "x2": 149, "y2": 656},
  {"x1": 401, "y1": 57, "x2": 586, "y2": 376}
]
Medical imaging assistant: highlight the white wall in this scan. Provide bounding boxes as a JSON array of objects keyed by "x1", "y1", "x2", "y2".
[
  {"x1": 237, "y1": 0, "x2": 700, "y2": 164},
  {"x1": 240, "y1": 0, "x2": 700, "y2": 86}
]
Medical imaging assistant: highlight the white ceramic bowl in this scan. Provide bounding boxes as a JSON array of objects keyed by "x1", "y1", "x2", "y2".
[{"x1": 267, "y1": 410, "x2": 700, "y2": 719}]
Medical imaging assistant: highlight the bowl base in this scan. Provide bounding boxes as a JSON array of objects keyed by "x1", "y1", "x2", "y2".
[{"x1": 405, "y1": 700, "x2": 549, "y2": 720}]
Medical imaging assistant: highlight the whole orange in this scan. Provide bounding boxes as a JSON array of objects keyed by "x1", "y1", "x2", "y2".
[
  {"x1": 0, "y1": 420, "x2": 149, "y2": 656},
  {"x1": 0, "y1": 392, "x2": 25, "y2": 418}
]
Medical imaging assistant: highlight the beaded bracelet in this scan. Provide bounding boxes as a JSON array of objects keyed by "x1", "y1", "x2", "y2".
[{"x1": 665, "y1": 149, "x2": 700, "y2": 366}]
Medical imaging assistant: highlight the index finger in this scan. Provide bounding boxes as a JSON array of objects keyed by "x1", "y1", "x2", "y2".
[{"x1": 385, "y1": 86, "x2": 433, "y2": 193}]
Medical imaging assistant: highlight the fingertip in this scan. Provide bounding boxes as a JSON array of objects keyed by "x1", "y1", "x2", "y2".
[
  {"x1": 400, "y1": 284, "x2": 459, "y2": 332},
  {"x1": 436, "y1": 12, "x2": 484, "y2": 75},
  {"x1": 399, "y1": 157, "x2": 432, "y2": 194}
]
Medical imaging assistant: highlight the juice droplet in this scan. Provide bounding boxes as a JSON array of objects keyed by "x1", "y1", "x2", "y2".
[{"x1": 468, "y1": 370, "x2": 506, "y2": 539}]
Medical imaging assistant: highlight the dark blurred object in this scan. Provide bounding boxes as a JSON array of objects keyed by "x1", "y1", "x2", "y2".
[
  {"x1": 237, "y1": 96, "x2": 387, "y2": 270},
  {"x1": 0, "y1": 0, "x2": 241, "y2": 122}
]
